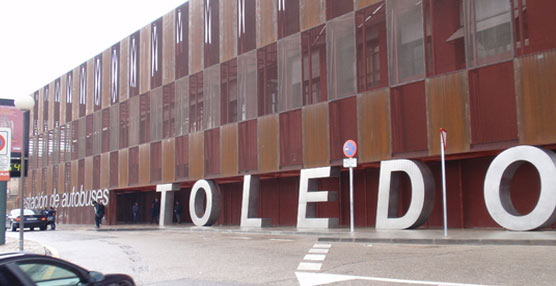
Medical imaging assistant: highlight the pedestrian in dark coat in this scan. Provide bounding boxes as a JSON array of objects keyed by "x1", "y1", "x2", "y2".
[
  {"x1": 132, "y1": 202, "x2": 140, "y2": 223},
  {"x1": 174, "y1": 201, "x2": 183, "y2": 224},
  {"x1": 93, "y1": 200, "x2": 105, "y2": 228},
  {"x1": 151, "y1": 198, "x2": 160, "y2": 224}
]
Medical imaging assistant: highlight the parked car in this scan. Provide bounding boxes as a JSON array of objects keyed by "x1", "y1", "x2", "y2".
[
  {"x1": 5, "y1": 209, "x2": 48, "y2": 232},
  {"x1": 0, "y1": 252, "x2": 135, "y2": 285}
]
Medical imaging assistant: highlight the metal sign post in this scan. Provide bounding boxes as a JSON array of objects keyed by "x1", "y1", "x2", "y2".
[
  {"x1": 343, "y1": 140, "x2": 357, "y2": 233},
  {"x1": 0, "y1": 128, "x2": 12, "y2": 246},
  {"x1": 440, "y1": 128, "x2": 448, "y2": 237}
]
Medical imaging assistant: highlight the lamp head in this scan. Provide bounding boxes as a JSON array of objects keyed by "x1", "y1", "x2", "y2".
[{"x1": 14, "y1": 95, "x2": 35, "y2": 111}]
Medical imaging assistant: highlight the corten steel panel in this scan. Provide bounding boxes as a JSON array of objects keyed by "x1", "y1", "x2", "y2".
[
  {"x1": 221, "y1": 124, "x2": 239, "y2": 176},
  {"x1": 427, "y1": 71, "x2": 470, "y2": 155},
  {"x1": 71, "y1": 67, "x2": 79, "y2": 121},
  {"x1": 356, "y1": 0, "x2": 382, "y2": 10},
  {"x1": 189, "y1": 131, "x2": 204, "y2": 180},
  {"x1": 128, "y1": 146, "x2": 139, "y2": 186},
  {"x1": 189, "y1": 0, "x2": 204, "y2": 74},
  {"x1": 277, "y1": 0, "x2": 300, "y2": 39},
  {"x1": 102, "y1": 48, "x2": 111, "y2": 109},
  {"x1": 326, "y1": 0, "x2": 354, "y2": 20},
  {"x1": 151, "y1": 18, "x2": 163, "y2": 89},
  {"x1": 238, "y1": 120, "x2": 257, "y2": 173},
  {"x1": 461, "y1": 157, "x2": 498, "y2": 228},
  {"x1": 468, "y1": 62, "x2": 518, "y2": 146},
  {"x1": 58, "y1": 164, "x2": 65, "y2": 195},
  {"x1": 204, "y1": 128, "x2": 221, "y2": 176},
  {"x1": 424, "y1": 161, "x2": 464, "y2": 228},
  {"x1": 516, "y1": 51, "x2": 556, "y2": 145},
  {"x1": 128, "y1": 95, "x2": 140, "y2": 147},
  {"x1": 357, "y1": 88, "x2": 391, "y2": 163},
  {"x1": 71, "y1": 161, "x2": 78, "y2": 193},
  {"x1": 140, "y1": 25, "x2": 152, "y2": 95},
  {"x1": 150, "y1": 88, "x2": 163, "y2": 142},
  {"x1": 162, "y1": 138, "x2": 175, "y2": 183},
  {"x1": 315, "y1": 176, "x2": 340, "y2": 221},
  {"x1": 259, "y1": 178, "x2": 279, "y2": 225},
  {"x1": 390, "y1": 81, "x2": 429, "y2": 155},
  {"x1": 256, "y1": 0, "x2": 277, "y2": 48},
  {"x1": 129, "y1": 31, "x2": 141, "y2": 98},
  {"x1": 162, "y1": 84, "x2": 175, "y2": 139},
  {"x1": 139, "y1": 143, "x2": 151, "y2": 186},
  {"x1": 78, "y1": 159, "x2": 85, "y2": 190},
  {"x1": 302, "y1": 102, "x2": 329, "y2": 168},
  {"x1": 517, "y1": 1, "x2": 556, "y2": 56},
  {"x1": 60, "y1": 77, "x2": 66, "y2": 126},
  {"x1": 204, "y1": 0, "x2": 220, "y2": 68},
  {"x1": 119, "y1": 148, "x2": 129, "y2": 188},
  {"x1": 258, "y1": 114, "x2": 279, "y2": 173},
  {"x1": 87, "y1": 59, "x2": 94, "y2": 115},
  {"x1": 150, "y1": 141, "x2": 162, "y2": 183},
  {"x1": 163, "y1": 11, "x2": 176, "y2": 86},
  {"x1": 237, "y1": 0, "x2": 256, "y2": 55},
  {"x1": 218, "y1": 183, "x2": 242, "y2": 225},
  {"x1": 279, "y1": 109, "x2": 303, "y2": 168},
  {"x1": 85, "y1": 156, "x2": 93, "y2": 191},
  {"x1": 120, "y1": 38, "x2": 130, "y2": 102},
  {"x1": 175, "y1": 135, "x2": 189, "y2": 180},
  {"x1": 300, "y1": 0, "x2": 325, "y2": 31},
  {"x1": 46, "y1": 166, "x2": 53, "y2": 197},
  {"x1": 100, "y1": 152, "x2": 109, "y2": 189},
  {"x1": 93, "y1": 155, "x2": 101, "y2": 190},
  {"x1": 329, "y1": 96, "x2": 358, "y2": 162},
  {"x1": 278, "y1": 177, "x2": 299, "y2": 226},
  {"x1": 109, "y1": 151, "x2": 119, "y2": 188},
  {"x1": 220, "y1": 0, "x2": 237, "y2": 62},
  {"x1": 176, "y1": 2, "x2": 189, "y2": 79}
]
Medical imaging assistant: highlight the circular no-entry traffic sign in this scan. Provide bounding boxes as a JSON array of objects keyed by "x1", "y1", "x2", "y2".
[
  {"x1": 343, "y1": 140, "x2": 357, "y2": 158},
  {"x1": 0, "y1": 134, "x2": 6, "y2": 153}
]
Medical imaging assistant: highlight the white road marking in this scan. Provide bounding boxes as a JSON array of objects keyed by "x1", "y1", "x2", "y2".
[
  {"x1": 308, "y1": 248, "x2": 329, "y2": 254},
  {"x1": 295, "y1": 272, "x2": 496, "y2": 286},
  {"x1": 231, "y1": 236, "x2": 251, "y2": 240},
  {"x1": 297, "y1": 262, "x2": 322, "y2": 271},
  {"x1": 303, "y1": 254, "x2": 326, "y2": 261},
  {"x1": 313, "y1": 243, "x2": 331, "y2": 249},
  {"x1": 269, "y1": 238, "x2": 294, "y2": 242}
]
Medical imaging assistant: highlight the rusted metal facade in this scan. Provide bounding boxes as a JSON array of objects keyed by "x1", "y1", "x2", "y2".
[{"x1": 25, "y1": 0, "x2": 556, "y2": 229}]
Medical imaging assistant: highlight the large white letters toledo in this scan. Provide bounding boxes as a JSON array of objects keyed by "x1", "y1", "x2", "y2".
[{"x1": 170, "y1": 145, "x2": 556, "y2": 231}]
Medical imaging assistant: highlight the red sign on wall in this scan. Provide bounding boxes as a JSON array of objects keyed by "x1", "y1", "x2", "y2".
[{"x1": 0, "y1": 106, "x2": 23, "y2": 153}]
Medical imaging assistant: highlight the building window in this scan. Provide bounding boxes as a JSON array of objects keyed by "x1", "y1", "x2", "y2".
[
  {"x1": 387, "y1": 0, "x2": 425, "y2": 85},
  {"x1": 257, "y1": 43, "x2": 278, "y2": 116},
  {"x1": 356, "y1": 2, "x2": 388, "y2": 92},
  {"x1": 175, "y1": 77, "x2": 189, "y2": 136},
  {"x1": 119, "y1": 100, "x2": 129, "y2": 148},
  {"x1": 424, "y1": 0, "x2": 466, "y2": 75},
  {"x1": 65, "y1": 71, "x2": 73, "y2": 122},
  {"x1": 151, "y1": 18, "x2": 163, "y2": 89},
  {"x1": 102, "y1": 108, "x2": 110, "y2": 153},
  {"x1": 85, "y1": 115, "x2": 93, "y2": 157},
  {"x1": 150, "y1": 141, "x2": 162, "y2": 183},
  {"x1": 93, "y1": 54, "x2": 102, "y2": 112},
  {"x1": 221, "y1": 59, "x2": 238, "y2": 124},
  {"x1": 464, "y1": 0, "x2": 513, "y2": 67},
  {"x1": 129, "y1": 31, "x2": 140, "y2": 97},
  {"x1": 278, "y1": 34, "x2": 302, "y2": 112},
  {"x1": 204, "y1": 0, "x2": 220, "y2": 68},
  {"x1": 139, "y1": 93, "x2": 150, "y2": 144},
  {"x1": 150, "y1": 89, "x2": 163, "y2": 142},
  {"x1": 238, "y1": 51, "x2": 258, "y2": 121},
  {"x1": 189, "y1": 72, "x2": 204, "y2": 132},
  {"x1": 162, "y1": 83, "x2": 175, "y2": 139},
  {"x1": 277, "y1": 0, "x2": 300, "y2": 39},
  {"x1": 43, "y1": 85, "x2": 49, "y2": 132},
  {"x1": 302, "y1": 24, "x2": 327, "y2": 105},
  {"x1": 237, "y1": 0, "x2": 256, "y2": 55},
  {"x1": 327, "y1": 13, "x2": 357, "y2": 99},
  {"x1": 326, "y1": 0, "x2": 353, "y2": 20},
  {"x1": 53, "y1": 79, "x2": 61, "y2": 128},
  {"x1": 176, "y1": 2, "x2": 189, "y2": 79},
  {"x1": 175, "y1": 135, "x2": 189, "y2": 179},
  {"x1": 111, "y1": 43, "x2": 120, "y2": 104},
  {"x1": 79, "y1": 63, "x2": 87, "y2": 117},
  {"x1": 203, "y1": 64, "x2": 220, "y2": 130}
]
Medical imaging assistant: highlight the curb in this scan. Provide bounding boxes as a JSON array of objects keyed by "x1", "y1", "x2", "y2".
[{"x1": 318, "y1": 237, "x2": 556, "y2": 246}]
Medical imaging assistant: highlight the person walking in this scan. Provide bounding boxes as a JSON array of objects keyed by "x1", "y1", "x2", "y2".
[
  {"x1": 150, "y1": 198, "x2": 160, "y2": 224},
  {"x1": 46, "y1": 206, "x2": 56, "y2": 230},
  {"x1": 174, "y1": 201, "x2": 183, "y2": 224},
  {"x1": 132, "y1": 202, "x2": 140, "y2": 223},
  {"x1": 93, "y1": 200, "x2": 105, "y2": 228}
]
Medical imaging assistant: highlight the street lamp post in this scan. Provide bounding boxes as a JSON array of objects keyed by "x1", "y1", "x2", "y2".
[{"x1": 14, "y1": 95, "x2": 35, "y2": 252}]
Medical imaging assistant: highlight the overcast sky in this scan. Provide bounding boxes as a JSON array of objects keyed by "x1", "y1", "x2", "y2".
[{"x1": 0, "y1": 0, "x2": 187, "y2": 102}]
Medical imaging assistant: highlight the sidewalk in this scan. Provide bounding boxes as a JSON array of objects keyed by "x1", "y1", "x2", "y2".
[
  {"x1": 0, "y1": 236, "x2": 53, "y2": 255},
  {"x1": 58, "y1": 223, "x2": 556, "y2": 246}
]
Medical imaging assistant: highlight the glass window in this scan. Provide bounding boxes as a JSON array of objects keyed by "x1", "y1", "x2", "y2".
[
  {"x1": 33, "y1": 91, "x2": 39, "y2": 136},
  {"x1": 189, "y1": 72, "x2": 204, "y2": 132},
  {"x1": 278, "y1": 34, "x2": 302, "y2": 112},
  {"x1": 221, "y1": 59, "x2": 238, "y2": 124},
  {"x1": 327, "y1": 13, "x2": 357, "y2": 99},
  {"x1": 302, "y1": 24, "x2": 327, "y2": 105},
  {"x1": 356, "y1": 2, "x2": 388, "y2": 92},
  {"x1": 204, "y1": 0, "x2": 220, "y2": 68},
  {"x1": 17, "y1": 262, "x2": 81, "y2": 286},
  {"x1": 257, "y1": 43, "x2": 278, "y2": 116},
  {"x1": 43, "y1": 85, "x2": 49, "y2": 132},
  {"x1": 111, "y1": 43, "x2": 120, "y2": 104},
  {"x1": 151, "y1": 18, "x2": 163, "y2": 89},
  {"x1": 65, "y1": 71, "x2": 73, "y2": 122},
  {"x1": 176, "y1": 2, "x2": 189, "y2": 79},
  {"x1": 203, "y1": 64, "x2": 220, "y2": 130},
  {"x1": 238, "y1": 51, "x2": 258, "y2": 121},
  {"x1": 237, "y1": 0, "x2": 256, "y2": 55},
  {"x1": 464, "y1": 0, "x2": 513, "y2": 67},
  {"x1": 387, "y1": 0, "x2": 425, "y2": 85},
  {"x1": 277, "y1": 0, "x2": 300, "y2": 39},
  {"x1": 129, "y1": 31, "x2": 141, "y2": 97},
  {"x1": 93, "y1": 54, "x2": 102, "y2": 112},
  {"x1": 54, "y1": 79, "x2": 61, "y2": 128},
  {"x1": 79, "y1": 63, "x2": 87, "y2": 117}
]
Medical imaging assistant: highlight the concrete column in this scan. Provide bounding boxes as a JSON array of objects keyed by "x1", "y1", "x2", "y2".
[{"x1": 156, "y1": 183, "x2": 180, "y2": 226}]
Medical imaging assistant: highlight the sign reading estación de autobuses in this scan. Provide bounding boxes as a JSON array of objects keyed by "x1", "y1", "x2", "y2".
[{"x1": 24, "y1": 145, "x2": 556, "y2": 231}]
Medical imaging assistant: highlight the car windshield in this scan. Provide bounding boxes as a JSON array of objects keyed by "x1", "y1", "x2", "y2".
[{"x1": 10, "y1": 209, "x2": 38, "y2": 216}]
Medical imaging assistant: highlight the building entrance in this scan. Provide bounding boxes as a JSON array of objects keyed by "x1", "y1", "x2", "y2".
[{"x1": 115, "y1": 189, "x2": 159, "y2": 224}]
